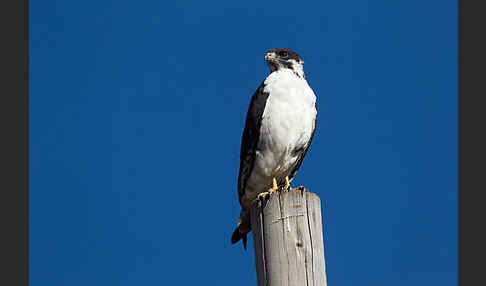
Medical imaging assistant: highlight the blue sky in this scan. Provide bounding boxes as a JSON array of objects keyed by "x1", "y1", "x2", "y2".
[{"x1": 30, "y1": 1, "x2": 457, "y2": 285}]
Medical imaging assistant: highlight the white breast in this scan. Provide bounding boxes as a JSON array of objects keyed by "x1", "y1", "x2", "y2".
[{"x1": 243, "y1": 70, "x2": 317, "y2": 205}]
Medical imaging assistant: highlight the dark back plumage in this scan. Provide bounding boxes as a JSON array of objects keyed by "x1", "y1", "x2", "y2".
[{"x1": 237, "y1": 81, "x2": 269, "y2": 204}]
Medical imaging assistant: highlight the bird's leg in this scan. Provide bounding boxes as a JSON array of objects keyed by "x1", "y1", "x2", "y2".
[
  {"x1": 271, "y1": 177, "x2": 278, "y2": 192},
  {"x1": 257, "y1": 177, "x2": 279, "y2": 200},
  {"x1": 285, "y1": 176, "x2": 292, "y2": 191}
]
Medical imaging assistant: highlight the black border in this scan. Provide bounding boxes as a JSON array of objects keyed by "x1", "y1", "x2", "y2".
[
  {"x1": 0, "y1": 0, "x2": 28, "y2": 285},
  {"x1": 0, "y1": 0, "x2": 475, "y2": 285},
  {"x1": 459, "y1": 1, "x2": 486, "y2": 285}
]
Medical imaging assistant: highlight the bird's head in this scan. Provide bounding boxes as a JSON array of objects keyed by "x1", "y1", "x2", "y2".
[{"x1": 264, "y1": 48, "x2": 304, "y2": 77}]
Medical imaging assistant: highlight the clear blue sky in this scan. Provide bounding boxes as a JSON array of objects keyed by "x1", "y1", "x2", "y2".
[{"x1": 30, "y1": 1, "x2": 457, "y2": 285}]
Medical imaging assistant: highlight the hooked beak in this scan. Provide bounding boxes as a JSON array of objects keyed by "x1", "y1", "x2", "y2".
[{"x1": 264, "y1": 51, "x2": 277, "y2": 62}]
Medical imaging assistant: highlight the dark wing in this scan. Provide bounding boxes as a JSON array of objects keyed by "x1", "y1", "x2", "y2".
[
  {"x1": 237, "y1": 81, "x2": 270, "y2": 204},
  {"x1": 288, "y1": 104, "x2": 317, "y2": 181}
]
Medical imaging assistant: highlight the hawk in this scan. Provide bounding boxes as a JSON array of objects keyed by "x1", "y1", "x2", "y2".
[{"x1": 231, "y1": 48, "x2": 317, "y2": 249}]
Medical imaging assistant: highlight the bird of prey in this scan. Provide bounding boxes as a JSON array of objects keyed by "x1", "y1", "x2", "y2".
[{"x1": 231, "y1": 48, "x2": 317, "y2": 249}]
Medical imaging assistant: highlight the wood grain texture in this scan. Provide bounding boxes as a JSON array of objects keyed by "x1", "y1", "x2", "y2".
[{"x1": 250, "y1": 187, "x2": 327, "y2": 286}]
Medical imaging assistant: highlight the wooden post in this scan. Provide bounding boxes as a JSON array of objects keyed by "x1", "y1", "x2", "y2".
[{"x1": 250, "y1": 186, "x2": 327, "y2": 286}]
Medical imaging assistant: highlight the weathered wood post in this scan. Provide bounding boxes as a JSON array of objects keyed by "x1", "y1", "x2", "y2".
[{"x1": 250, "y1": 186, "x2": 327, "y2": 286}]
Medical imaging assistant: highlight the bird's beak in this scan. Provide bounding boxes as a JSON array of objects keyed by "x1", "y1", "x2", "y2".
[{"x1": 264, "y1": 51, "x2": 277, "y2": 62}]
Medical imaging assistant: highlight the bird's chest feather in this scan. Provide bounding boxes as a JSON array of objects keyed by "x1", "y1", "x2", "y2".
[{"x1": 256, "y1": 71, "x2": 316, "y2": 176}]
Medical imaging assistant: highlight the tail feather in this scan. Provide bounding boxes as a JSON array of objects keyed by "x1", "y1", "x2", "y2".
[{"x1": 231, "y1": 227, "x2": 248, "y2": 250}]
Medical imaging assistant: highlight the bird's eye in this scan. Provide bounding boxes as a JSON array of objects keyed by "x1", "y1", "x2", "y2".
[{"x1": 278, "y1": 51, "x2": 288, "y2": 58}]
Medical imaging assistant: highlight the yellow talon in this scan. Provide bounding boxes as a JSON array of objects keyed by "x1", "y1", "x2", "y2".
[
  {"x1": 272, "y1": 177, "x2": 278, "y2": 192},
  {"x1": 261, "y1": 178, "x2": 279, "y2": 200},
  {"x1": 285, "y1": 176, "x2": 291, "y2": 190},
  {"x1": 258, "y1": 191, "x2": 270, "y2": 200}
]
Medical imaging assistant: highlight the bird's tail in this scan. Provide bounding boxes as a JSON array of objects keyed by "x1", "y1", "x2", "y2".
[{"x1": 231, "y1": 227, "x2": 248, "y2": 250}]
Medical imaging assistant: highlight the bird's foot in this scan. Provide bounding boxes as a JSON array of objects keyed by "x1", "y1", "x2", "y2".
[
  {"x1": 285, "y1": 176, "x2": 292, "y2": 191},
  {"x1": 257, "y1": 191, "x2": 270, "y2": 200},
  {"x1": 258, "y1": 178, "x2": 280, "y2": 200}
]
